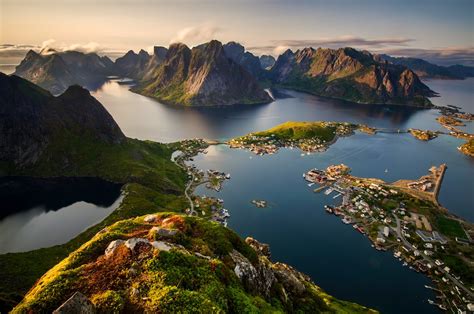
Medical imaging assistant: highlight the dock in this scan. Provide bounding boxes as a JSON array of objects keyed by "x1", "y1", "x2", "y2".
[{"x1": 433, "y1": 163, "x2": 447, "y2": 205}]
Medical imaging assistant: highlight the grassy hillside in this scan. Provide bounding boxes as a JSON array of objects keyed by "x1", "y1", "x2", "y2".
[
  {"x1": 0, "y1": 136, "x2": 189, "y2": 311},
  {"x1": 12, "y1": 213, "x2": 376, "y2": 314},
  {"x1": 254, "y1": 121, "x2": 340, "y2": 142}
]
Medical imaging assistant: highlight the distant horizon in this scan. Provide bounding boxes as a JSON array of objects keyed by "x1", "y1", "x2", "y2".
[
  {"x1": 1, "y1": 39, "x2": 473, "y2": 69},
  {"x1": 1, "y1": 0, "x2": 473, "y2": 66}
]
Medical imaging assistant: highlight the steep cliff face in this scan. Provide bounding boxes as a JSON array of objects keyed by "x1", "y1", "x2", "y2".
[
  {"x1": 135, "y1": 40, "x2": 272, "y2": 106},
  {"x1": 113, "y1": 46, "x2": 169, "y2": 80},
  {"x1": 223, "y1": 42, "x2": 263, "y2": 77},
  {"x1": 12, "y1": 213, "x2": 376, "y2": 313},
  {"x1": 270, "y1": 47, "x2": 435, "y2": 106},
  {"x1": 0, "y1": 73, "x2": 124, "y2": 167},
  {"x1": 115, "y1": 49, "x2": 150, "y2": 78},
  {"x1": 14, "y1": 50, "x2": 118, "y2": 95}
]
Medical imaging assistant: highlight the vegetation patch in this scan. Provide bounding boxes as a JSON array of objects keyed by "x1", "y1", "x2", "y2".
[{"x1": 436, "y1": 216, "x2": 467, "y2": 239}]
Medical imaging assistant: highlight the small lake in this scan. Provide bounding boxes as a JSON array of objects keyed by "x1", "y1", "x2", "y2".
[{"x1": 0, "y1": 177, "x2": 123, "y2": 253}]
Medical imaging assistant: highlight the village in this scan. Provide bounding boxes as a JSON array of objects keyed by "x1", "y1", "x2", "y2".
[
  {"x1": 172, "y1": 139, "x2": 232, "y2": 226},
  {"x1": 303, "y1": 164, "x2": 474, "y2": 313},
  {"x1": 228, "y1": 122, "x2": 356, "y2": 155}
]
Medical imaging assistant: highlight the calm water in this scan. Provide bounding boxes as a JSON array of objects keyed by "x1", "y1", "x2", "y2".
[
  {"x1": 0, "y1": 177, "x2": 122, "y2": 253},
  {"x1": 89, "y1": 78, "x2": 472, "y2": 312},
  {"x1": 192, "y1": 143, "x2": 439, "y2": 313},
  {"x1": 93, "y1": 79, "x2": 473, "y2": 142}
]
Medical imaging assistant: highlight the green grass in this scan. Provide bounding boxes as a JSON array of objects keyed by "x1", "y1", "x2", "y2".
[
  {"x1": 436, "y1": 216, "x2": 467, "y2": 239},
  {"x1": 0, "y1": 134, "x2": 189, "y2": 311},
  {"x1": 253, "y1": 121, "x2": 338, "y2": 142},
  {"x1": 11, "y1": 213, "x2": 377, "y2": 314}
]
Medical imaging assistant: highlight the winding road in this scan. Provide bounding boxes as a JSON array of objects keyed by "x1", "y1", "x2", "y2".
[{"x1": 171, "y1": 151, "x2": 197, "y2": 216}]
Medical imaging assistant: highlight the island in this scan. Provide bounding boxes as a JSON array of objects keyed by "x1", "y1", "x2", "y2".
[
  {"x1": 459, "y1": 139, "x2": 474, "y2": 157},
  {"x1": 408, "y1": 129, "x2": 439, "y2": 141},
  {"x1": 228, "y1": 121, "x2": 368, "y2": 155},
  {"x1": 304, "y1": 164, "x2": 473, "y2": 312}
]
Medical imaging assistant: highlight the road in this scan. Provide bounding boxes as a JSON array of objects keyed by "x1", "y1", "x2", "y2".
[{"x1": 171, "y1": 151, "x2": 197, "y2": 216}]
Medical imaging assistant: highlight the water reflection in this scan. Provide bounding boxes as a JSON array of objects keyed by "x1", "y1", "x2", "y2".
[
  {"x1": 93, "y1": 79, "x2": 448, "y2": 142},
  {"x1": 0, "y1": 177, "x2": 123, "y2": 253}
]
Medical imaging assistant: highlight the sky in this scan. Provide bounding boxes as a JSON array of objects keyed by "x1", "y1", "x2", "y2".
[{"x1": 1, "y1": 0, "x2": 473, "y2": 65}]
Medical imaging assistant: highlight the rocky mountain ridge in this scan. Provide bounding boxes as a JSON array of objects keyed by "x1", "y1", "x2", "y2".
[
  {"x1": 14, "y1": 50, "x2": 118, "y2": 94},
  {"x1": 378, "y1": 54, "x2": 474, "y2": 79},
  {"x1": 11, "y1": 41, "x2": 444, "y2": 107},
  {"x1": 269, "y1": 47, "x2": 435, "y2": 106},
  {"x1": 133, "y1": 40, "x2": 272, "y2": 106}
]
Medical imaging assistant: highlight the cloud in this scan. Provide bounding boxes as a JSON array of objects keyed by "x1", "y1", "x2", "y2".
[
  {"x1": 0, "y1": 40, "x2": 121, "y2": 63},
  {"x1": 383, "y1": 46, "x2": 474, "y2": 66},
  {"x1": 248, "y1": 36, "x2": 414, "y2": 56},
  {"x1": 170, "y1": 23, "x2": 221, "y2": 45}
]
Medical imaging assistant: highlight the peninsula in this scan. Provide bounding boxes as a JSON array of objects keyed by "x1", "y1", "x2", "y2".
[{"x1": 304, "y1": 164, "x2": 473, "y2": 312}]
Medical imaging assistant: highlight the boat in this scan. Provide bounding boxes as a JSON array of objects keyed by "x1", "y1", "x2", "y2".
[
  {"x1": 333, "y1": 193, "x2": 341, "y2": 199},
  {"x1": 324, "y1": 188, "x2": 333, "y2": 195},
  {"x1": 308, "y1": 183, "x2": 314, "y2": 187},
  {"x1": 385, "y1": 169, "x2": 389, "y2": 173}
]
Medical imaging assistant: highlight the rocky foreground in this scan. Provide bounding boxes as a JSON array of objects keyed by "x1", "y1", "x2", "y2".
[{"x1": 13, "y1": 213, "x2": 376, "y2": 313}]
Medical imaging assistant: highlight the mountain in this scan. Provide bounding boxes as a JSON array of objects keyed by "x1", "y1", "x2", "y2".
[
  {"x1": 115, "y1": 49, "x2": 150, "y2": 78},
  {"x1": 134, "y1": 40, "x2": 272, "y2": 106},
  {"x1": 114, "y1": 46, "x2": 169, "y2": 80},
  {"x1": 269, "y1": 47, "x2": 435, "y2": 106},
  {"x1": 14, "y1": 50, "x2": 118, "y2": 94},
  {"x1": 0, "y1": 73, "x2": 125, "y2": 168},
  {"x1": 378, "y1": 54, "x2": 474, "y2": 79},
  {"x1": 260, "y1": 54, "x2": 276, "y2": 69},
  {"x1": 223, "y1": 41, "x2": 263, "y2": 77},
  {"x1": 446, "y1": 64, "x2": 474, "y2": 78}
]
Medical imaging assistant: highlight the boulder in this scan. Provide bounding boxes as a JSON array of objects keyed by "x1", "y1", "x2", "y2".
[
  {"x1": 229, "y1": 249, "x2": 276, "y2": 296},
  {"x1": 230, "y1": 250, "x2": 258, "y2": 282},
  {"x1": 144, "y1": 214, "x2": 158, "y2": 223},
  {"x1": 194, "y1": 252, "x2": 211, "y2": 260},
  {"x1": 272, "y1": 263, "x2": 308, "y2": 296},
  {"x1": 53, "y1": 292, "x2": 95, "y2": 314},
  {"x1": 150, "y1": 241, "x2": 172, "y2": 251},
  {"x1": 124, "y1": 238, "x2": 150, "y2": 251},
  {"x1": 150, "y1": 226, "x2": 178, "y2": 237},
  {"x1": 105, "y1": 239, "x2": 124, "y2": 256}
]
